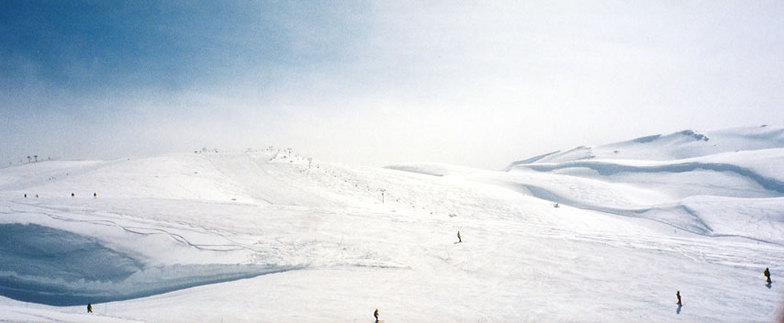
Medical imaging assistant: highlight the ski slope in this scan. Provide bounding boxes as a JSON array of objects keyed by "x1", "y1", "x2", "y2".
[{"x1": 1, "y1": 127, "x2": 783, "y2": 322}]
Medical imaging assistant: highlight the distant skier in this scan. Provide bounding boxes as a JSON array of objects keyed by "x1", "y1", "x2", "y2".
[
  {"x1": 457, "y1": 231, "x2": 462, "y2": 243},
  {"x1": 87, "y1": 303, "x2": 93, "y2": 313},
  {"x1": 554, "y1": 202, "x2": 559, "y2": 208},
  {"x1": 374, "y1": 308, "x2": 379, "y2": 323},
  {"x1": 676, "y1": 291, "x2": 682, "y2": 306},
  {"x1": 93, "y1": 192, "x2": 97, "y2": 198},
  {"x1": 71, "y1": 192, "x2": 75, "y2": 197},
  {"x1": 24, "y1": 193, "x2": 27, "y2": 198},
  {"x1": 764, "y1": 267, "x2": 771, "y2": 284}
]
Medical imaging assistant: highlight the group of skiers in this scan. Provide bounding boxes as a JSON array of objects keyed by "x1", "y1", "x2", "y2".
[
  {"x1": 453, "y1": 230, "x2": 775, "y2": 313},
  {"x1": 79, "y1": 268, "x2": 773, "y2": 316},
  {"x1": 23, "y1": 192, "x2": 98, "y2": 199},
  {"x1": 74, "y1": 223, "x2": 772, "y2": 316},
  {"x1": 676, "y1": 267, "x2": 773, "y2": 308},
  {"x1": 71, "y1": 192, "x2": 98, "y2": 198},
  {"x1": 74, "y1": 225, "x2": 774, "y2": 317}
]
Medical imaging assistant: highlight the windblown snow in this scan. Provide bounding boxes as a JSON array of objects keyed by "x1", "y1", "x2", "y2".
[{"x1": 1, "y1": 126, "x2": 783, "y2": 322}]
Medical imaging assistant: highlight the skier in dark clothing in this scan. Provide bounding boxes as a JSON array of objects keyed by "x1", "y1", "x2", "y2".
[
  {"x1": 676, "y1": 291, "x2": 682, "y2": 306},
  {"x1": 457, "y1": 231, "x2": 462, "y2": 243},
  {"x1": 374, "y1": 308, "x2": 379, "y2": 322},
  {"x1": 87, "y1": 303, "x2": 93, "y2": 313},
  {"x1": 765, "y1": 267, "x2": 771, "y2": 284}
]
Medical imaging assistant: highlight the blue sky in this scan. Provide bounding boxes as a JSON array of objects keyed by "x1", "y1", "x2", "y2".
[{"x1": 2, "y1": 1, "x2": 784, "y2": 168}]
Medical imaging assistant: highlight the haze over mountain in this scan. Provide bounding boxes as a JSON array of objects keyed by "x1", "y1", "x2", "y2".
[{"x1": 3, "y1": 1, "x2": 784, "y2": 169}]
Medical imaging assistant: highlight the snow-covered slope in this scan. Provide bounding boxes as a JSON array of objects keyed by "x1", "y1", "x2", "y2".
[
  {"x1": 1, "y1": 131, "x2": 783, "y2": 322},
  {"x1": 508, "y1": 125, "x2": 784, "y2": 165}
]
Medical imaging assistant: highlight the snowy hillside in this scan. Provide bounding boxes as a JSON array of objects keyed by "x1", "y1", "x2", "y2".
[
  {"x1": 508, "y1": 125, "x2": 784, "y2": 165},
  {"x1": 1, "y1": 130, "x2": 784, "y2": 322}
]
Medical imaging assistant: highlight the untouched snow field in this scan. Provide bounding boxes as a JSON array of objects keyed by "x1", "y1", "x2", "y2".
[{"x1": 1, "y1": 127, "x2": 784, "y2": 322}]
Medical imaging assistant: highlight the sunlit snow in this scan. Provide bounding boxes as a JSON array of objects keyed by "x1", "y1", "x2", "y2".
[{"x1": 1, "y1": 126, "x2": 783, "y2": 322}]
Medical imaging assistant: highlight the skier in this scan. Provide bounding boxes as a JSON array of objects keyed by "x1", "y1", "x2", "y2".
[
  {"x1": 676, "y1": 291, "x2": 682, "y2": 306},
  {"x1": 71, "y1": 192, "x2": 75, "y2": 197},
  {"x1": 374, "y1": 308, "x2": 379, "y2": 323},
  {"x1": 457, "y1": 231, "x2": 462, "y2": 243},
  {"x1": 93, "y1": 192, "x2": 97, "y2": 198},
  {"x1": 554, "y1": 202, "x2": 559, "y2": 208},
  {"x1": 764, "y1": 267, "x2": 771, "y2": 284},
  {"x1": 87, "y1": 303, "x2": 93, "y2": 313},
  {"x1": 24, "y1": 193, "x2": 27, "y2": 198}
]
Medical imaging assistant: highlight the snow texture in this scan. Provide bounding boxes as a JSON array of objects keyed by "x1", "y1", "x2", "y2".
[{"x1": 1, "y1": 128, "x2": 784, "y2": 322}]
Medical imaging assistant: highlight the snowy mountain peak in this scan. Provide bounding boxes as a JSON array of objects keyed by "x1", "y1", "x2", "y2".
[{"x1": 509, "y1": 125, "x2": 784, "y2": 167}]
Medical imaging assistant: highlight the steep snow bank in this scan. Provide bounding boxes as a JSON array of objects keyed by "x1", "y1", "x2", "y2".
[{"x1": 0, "y1": 223, "x2": 297, "y2": 306}]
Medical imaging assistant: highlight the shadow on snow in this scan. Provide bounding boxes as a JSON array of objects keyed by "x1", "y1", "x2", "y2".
[{"x1": 0, "y1": 223, "x2": 299, "y2": 306}]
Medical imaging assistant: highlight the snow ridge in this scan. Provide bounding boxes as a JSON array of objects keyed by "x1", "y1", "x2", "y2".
[{"x1": 523, "y1": 160, "x2": 784, "y2": 194}]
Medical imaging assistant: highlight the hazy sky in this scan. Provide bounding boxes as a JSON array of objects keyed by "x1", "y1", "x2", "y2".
[{"x1": 2, "y1": 1, "x2": 783, "y2": 169}]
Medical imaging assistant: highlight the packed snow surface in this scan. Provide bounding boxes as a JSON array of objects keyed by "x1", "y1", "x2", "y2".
[{"x1": 1, "y1": 127, "x2": 783, "y2": 322}]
